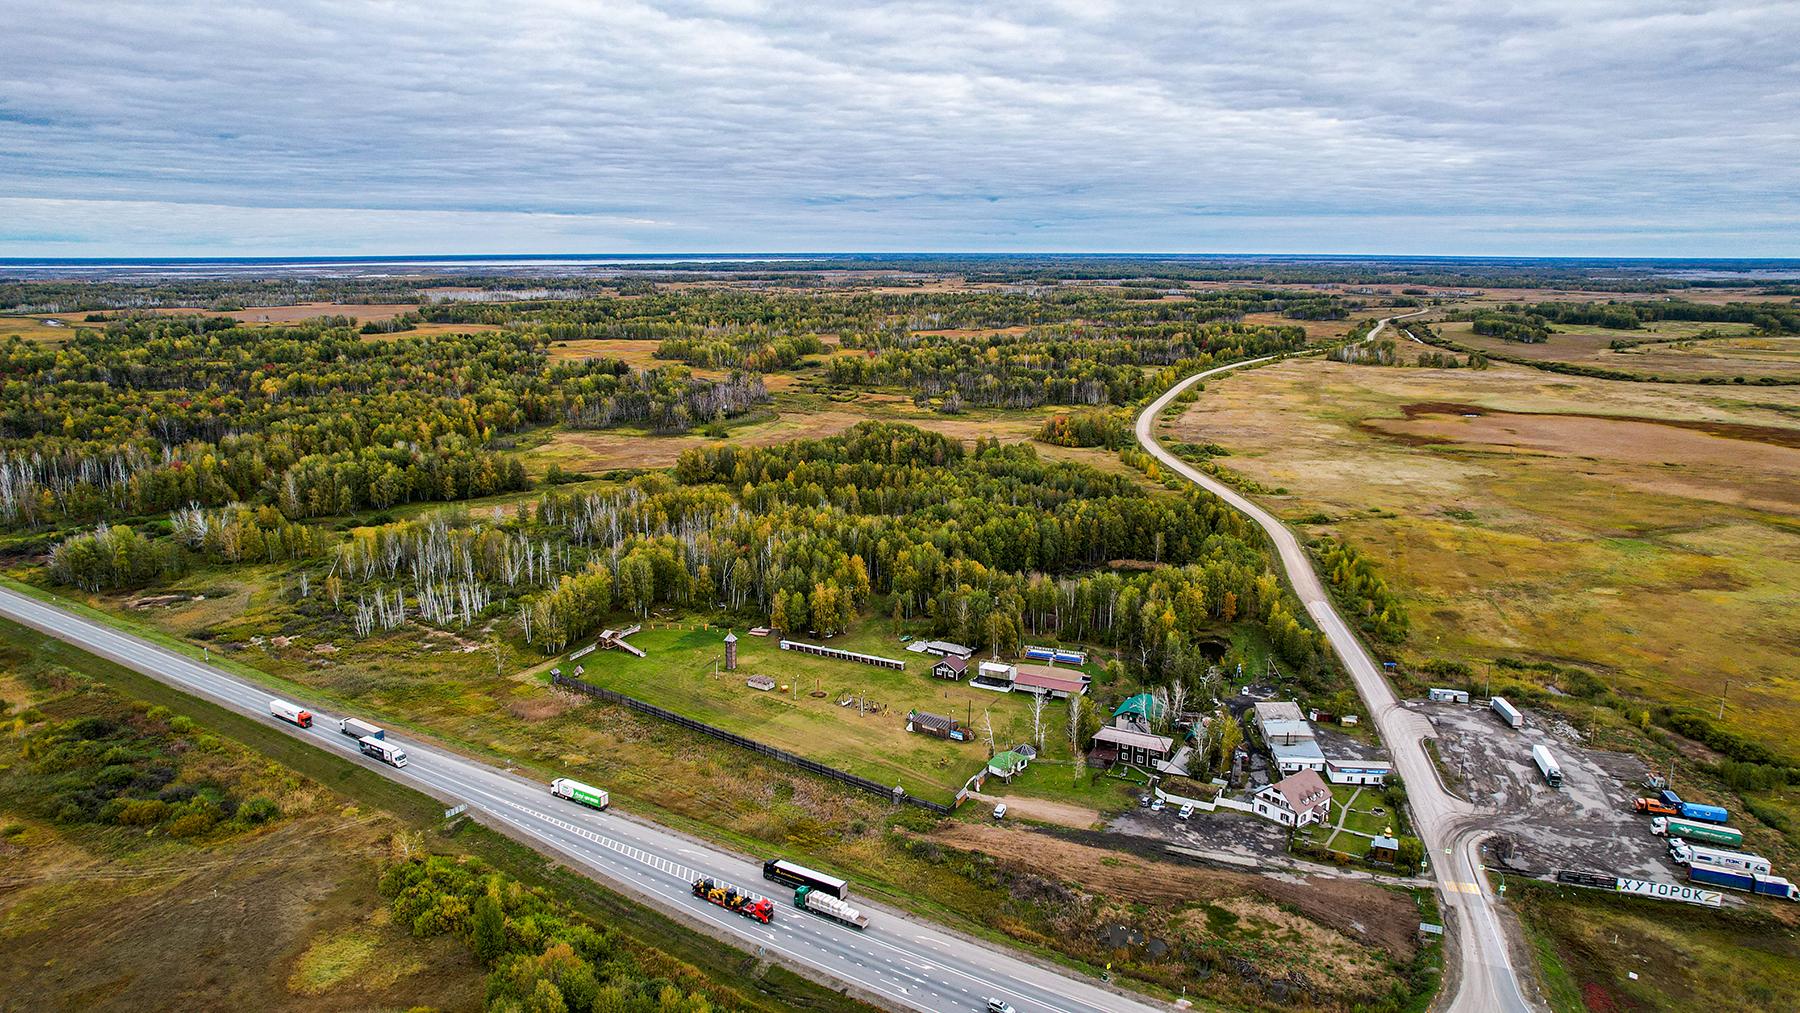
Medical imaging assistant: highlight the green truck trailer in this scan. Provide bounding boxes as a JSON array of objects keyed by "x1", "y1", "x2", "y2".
[
  {"x1": 1653, "y1": 816, "x2": 1742, "y2": 847},
  {"x1": 550, "y1": 777, "x2": 610, "y2": 810}
]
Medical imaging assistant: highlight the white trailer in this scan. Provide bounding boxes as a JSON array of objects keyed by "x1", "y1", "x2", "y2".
[
  {"x1": 1531, "y1": 744, "x2": 1562, "y2": 788},
  {"x1": 269, "y1": 698, "x2": 312, "y2": 728},
  {"x1": 1428, "y1": 687, "x2": 1471, "y2": 704},
  {"x1": 358, "y1": 735, "x2": 407, "y2": 768},
  {"x1": 339, "y1": 717, "x2": 383, "y2": 740},
  {"x1": 550, "y1": 777, "x2": 609, "y2": 810},
  {"x1": 1491, "y1": 696, "x2": 1523, "y2": 729},
  {"x1": 1668, "y1": 841, "x2": 1772, "y2": 876}
]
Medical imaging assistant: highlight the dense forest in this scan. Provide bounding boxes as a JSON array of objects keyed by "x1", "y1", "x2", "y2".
[{"x1": 43, "y1": 423, "x2": 1329, "y2": 687}]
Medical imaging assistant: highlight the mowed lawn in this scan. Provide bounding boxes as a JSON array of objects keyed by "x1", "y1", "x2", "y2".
[{"x1": 555, "y1": 620, "x2": 1098, "y2": 805}]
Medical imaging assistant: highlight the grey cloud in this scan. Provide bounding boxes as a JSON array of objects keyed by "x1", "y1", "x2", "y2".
[{"x1": 0, "y1": 1, "x2": 1796, "y2": 255}]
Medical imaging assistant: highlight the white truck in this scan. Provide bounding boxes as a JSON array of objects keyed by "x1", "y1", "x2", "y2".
[
  {"x1": 1531, "y1": 744, "x2": 1563, "y2": 788},
  {"x1": 358, "y1": 735, "x2": 407, "y2": 768},
  {"x1": 1668, "y1": 840, "x2": 1772, "y2": 876},
  {"x1": 550, "y1": 777, "x2": 609, "y2": 810},
  {"x1": 269, "y1": 698, "x2": 312, "y2": 728},
  {"x1": 794, "y1": 885, "x2": 868, "y2": 929},
  {"x1": 339, "y1": 717, "x2": 383, "y2": 740}
]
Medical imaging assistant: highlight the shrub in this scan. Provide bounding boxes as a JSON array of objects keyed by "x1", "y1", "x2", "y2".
[
  {"x1": 238, "y1": 796, "x2": 281, "y2": 824},
  {"x1": 112, "y1": 798, "x2": 170, "y2": 826}
]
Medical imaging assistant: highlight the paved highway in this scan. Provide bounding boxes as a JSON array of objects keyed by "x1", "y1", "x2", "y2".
[
  {"x1": 0, "y1": 583, "x2": 1159, "y2": 1013},
  {"x1": 1135, "y1": 314, "x2": 1535, "y2": 1013}
]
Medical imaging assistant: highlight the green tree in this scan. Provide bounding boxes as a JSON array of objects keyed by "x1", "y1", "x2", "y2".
[{"x1": 472, "y1": 894, "x2": 507, "y2": 966}]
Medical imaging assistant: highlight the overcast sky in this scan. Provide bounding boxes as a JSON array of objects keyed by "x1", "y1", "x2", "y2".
[{"x1": 2, "y1": 1, "x2": 1797, "y2": 257}]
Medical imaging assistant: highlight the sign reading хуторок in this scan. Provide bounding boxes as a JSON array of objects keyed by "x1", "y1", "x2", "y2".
[{"x1": 1615, "y1": 877, "x2": 1723, "y2": 908}]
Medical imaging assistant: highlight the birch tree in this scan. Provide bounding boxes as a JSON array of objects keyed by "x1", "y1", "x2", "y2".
[{"x1": 1066, "y1": 694, "x2": 1085, "y2": 785}]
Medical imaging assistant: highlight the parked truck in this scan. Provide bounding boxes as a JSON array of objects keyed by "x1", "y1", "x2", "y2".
[
  {"x1": 1531, "y1": 744, "x2": 1563, "y2": 788},
  {"x1": 1668, "y1": 840, "x2": 1771, "y2": 876},
  {"x1": 358, "y1": 735, "x2": 407, "y2": 768},
  {"x1": 1653, "y1": 816, "x2": 1744, "y2": 848},
  {"x1": 269, "y1": 698, "x2": 312, "y2": 728},
  {"x1": 1688, "y1": 862, "x2": 1799, "y2": 901},
  {"x1": 339, "y1": 717, "x2": 383, "y2": 740},
  {"x1": 1491, "y1": 696, "x2": 1522, "y2": 729},
  {"x1": 549, "y1": 778, "x2": 609, "y2": 810},
  {"x1": 1633, "y1": 797, "x2": 1678, "y2": 816},
  {"x1": 692, "y1": 878, "x2": 774, "y2": 923},
  {"x1": 794, "y1": 885, "x2": 869, "y2": 929}
]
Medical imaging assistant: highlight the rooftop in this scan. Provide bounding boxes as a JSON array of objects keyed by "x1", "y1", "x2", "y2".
[
  {"x1": 1268, "y1": 768, "x2": 1331, "y2": 811},
  {"x1": 1093, "y1": 725, "x2": 1174, "y2": 752},
  {"x1": 1270, "y1": 738, "x2": 1326, "y2": 763}
]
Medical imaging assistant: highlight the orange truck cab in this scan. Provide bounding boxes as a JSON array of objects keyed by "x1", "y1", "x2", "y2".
[{"x1": 1634, "y1": 797, "x2": 1676, "y2": 816}]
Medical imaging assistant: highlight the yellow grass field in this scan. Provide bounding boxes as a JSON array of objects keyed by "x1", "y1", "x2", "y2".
[{"x1": 1172, "y1": 356, "x2": 1800, "y2": 750}]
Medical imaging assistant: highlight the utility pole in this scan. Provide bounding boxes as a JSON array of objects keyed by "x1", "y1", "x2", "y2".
[{"x1": 1719, "y1": 679, "x2": 1730, "y2": 721}]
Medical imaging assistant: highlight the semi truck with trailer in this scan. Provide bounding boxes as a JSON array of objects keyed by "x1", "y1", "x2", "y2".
[
  {"x1": 1667, "y1": 840, "x2": 1772, "y2": 876},
  {"x1": 1491, "y1": 696, "x2": 1522, "y2": 729},
  {"x1": 549, "y1": 778, "x2": 609, "y2": 810},
  {"x1": 692, "y1": 878, "x2": 774, "y2": 923},
  {"x1": 794, "y1": 885, "x2": 869, "y2": 929},
  {"x1": 1531, "y1": 744, "x2": 1563, "y2": 788},
  {"x1": 339, "y1": 717, "x2": 383, "y2": 740},
  {"x1": 358, "y1": 735, "x2": 407, "y2": 768},
  {"x1": 763, "y1": 858, "x2": 849, "y2": 899},
  {"x1": 269, "y1": 699, "x2": 312, "y2": 728},
  {"x1": 1653, "y1": 817, "x2": 1745, "y2": 847},
  {"x1": 1688, "y1": 862, "x2": 1799, "y2": 901}
]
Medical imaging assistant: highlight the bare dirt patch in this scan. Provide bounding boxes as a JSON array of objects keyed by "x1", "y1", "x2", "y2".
[
  {"x1": 925, "y1": 820, "x2": 1420, "y2": 956},
  {"x1": 969, "y1": 791, "x2": 1100, "y2": 829}
]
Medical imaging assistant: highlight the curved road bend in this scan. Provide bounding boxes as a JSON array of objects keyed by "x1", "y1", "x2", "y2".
[
  {"x1": 0, "y1": 584, "x2": 1159, "y2": 1013},
  {"x1": 1135, "y1": 314, "x2": 1534, "y2": 1013}
]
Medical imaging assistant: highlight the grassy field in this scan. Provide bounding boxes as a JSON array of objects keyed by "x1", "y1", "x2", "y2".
[
  {"x1": 524, "y1": 384, "x2": 1069, "y2": 476},
  {"x1": 548, "y1": 619, "x2": 1113, "y2": 807},
  {"x1": 1434, "y1": 318, "x2": 1800, "y2": 380},
  {"x1": 0, "y1": 622, "x2": 487, "y2": 1012},
  {"x1": 1510, "y1": 880, "x2": 1800, "y2": 1012},
  {"x1": 1169, "y1": 355, "x2": 1800, "y2": 754}
]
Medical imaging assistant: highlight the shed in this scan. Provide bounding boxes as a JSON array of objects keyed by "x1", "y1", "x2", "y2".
[{"x1": 988, "y1": 750, "x2": 1029, "y2": 780}]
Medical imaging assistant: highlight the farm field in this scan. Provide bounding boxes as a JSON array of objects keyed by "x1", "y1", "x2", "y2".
[
  {"x1": 1170, "y1": 356, "x2": 1800, "y2": 753},
  {"x1": 1433, "y1": 318, "x2": 1800, "y2": 380}
]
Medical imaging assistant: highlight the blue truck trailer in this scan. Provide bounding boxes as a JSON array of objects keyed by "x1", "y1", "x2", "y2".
[
  {"x1": 1679, "y1": 802, "x2": 1729, "y2": 824},
  {"x1": 1688, "y1": 862, "x2": 1798, "y2": 900}
]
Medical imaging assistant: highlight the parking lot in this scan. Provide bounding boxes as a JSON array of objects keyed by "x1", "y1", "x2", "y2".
[{"x1": 1415, "y1": 698, "x2": 1672, "y2": 881}]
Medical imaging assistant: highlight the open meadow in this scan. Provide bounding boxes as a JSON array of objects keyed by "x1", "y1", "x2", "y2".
[
  {"x1": 1170, "y1": 355, "x2": 1800, "y2": 754},
  {"x1": 1432, "y1": 317, "x2": 1800, "y2": 381}
]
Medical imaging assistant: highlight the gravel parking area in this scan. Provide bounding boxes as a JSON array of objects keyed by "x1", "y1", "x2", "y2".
[{"x1": 1414, "y1": 698, "x2": 1671, "y2": 881}]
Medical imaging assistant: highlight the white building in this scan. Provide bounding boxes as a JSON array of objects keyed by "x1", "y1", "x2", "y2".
[{"x1": 1253, "y1": 769, "x2": 1332, "y2": 828}]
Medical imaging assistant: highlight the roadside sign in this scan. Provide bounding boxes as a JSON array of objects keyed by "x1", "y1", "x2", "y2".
[
  {"x1": 444, "y1": 804, "x2": 468, "y2": 820},
  {"x1": 1615, "y1": 877, "x2": 1722, "y2": 908}
]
